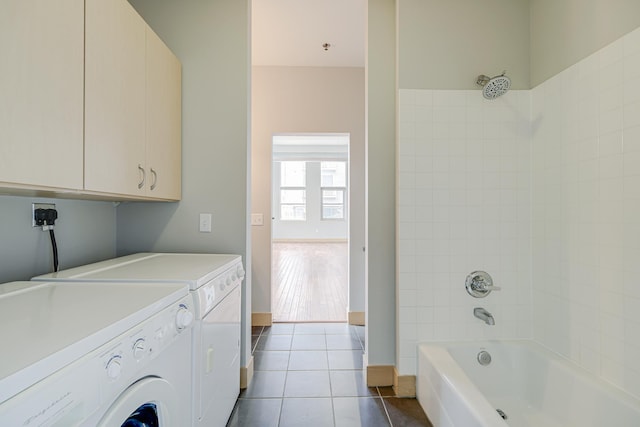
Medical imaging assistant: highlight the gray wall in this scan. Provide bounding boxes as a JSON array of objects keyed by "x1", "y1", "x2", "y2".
[
  {"x1": 530, "y1": 0, "x2": 640, "y2": 86},
  {"x1": 398, "y1": 0, "x2": 530, "y2": 90},
  {"x1": 366, "y1": 0, "x2": 396, "y2": 367},
  {"x1": 0, "y1": 196, "x2": 116, "y2": 283},
  {"x1": 252, "y1": 66, "x2": 366, "y2": 314},
  {"x1": 125, "y1": 0, "x2": 251, "y2": 367}
]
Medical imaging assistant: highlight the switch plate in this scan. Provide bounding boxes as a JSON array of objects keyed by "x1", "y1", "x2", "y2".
[
  {"x1": 251, "y1": 213, "x2": 264, "y2": 226},
  {"x1": 199, "y1": 213, "x2": 212, "y2": 233}
]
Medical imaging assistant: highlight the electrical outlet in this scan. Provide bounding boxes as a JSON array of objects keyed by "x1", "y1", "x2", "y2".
[
  {"x1": 199, "y1": 213, "x2": 212, "y2": 233},
  {"x1": 32, "y1": 203, "x2": 56, "y2": 227}
]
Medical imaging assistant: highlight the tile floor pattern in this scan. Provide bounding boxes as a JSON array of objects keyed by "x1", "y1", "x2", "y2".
[{"x1": 227, "y1": 323, "x2": 433, "y2": 427}]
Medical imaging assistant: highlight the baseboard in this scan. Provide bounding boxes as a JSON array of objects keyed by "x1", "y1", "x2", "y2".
[
  {"x1": 240, "y1": 355, "x2": 254, "y2": 389},
  {"x1": 252, "y1": 312, "x2": 272, "y2": 327},
  {"x1": 366, "y1": 365, "x2": 395, "y2": 387},
  {"x1": 348, "y1": 311, "x2": 365, "y2": 326},
  {"x1": 272, "y1": 238, "x2": 348, "y2": 243},
  {"x1": 393, "y1": 367, "x2": 416, "y2": 397}
]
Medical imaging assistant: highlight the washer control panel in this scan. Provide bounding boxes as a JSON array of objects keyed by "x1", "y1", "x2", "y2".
[
  {"x1": 99, "y1": 295, "x2": 194, "y2": 388},
  {"x1": 0, "y1": 294, "x2": 193, "y2": 427}
]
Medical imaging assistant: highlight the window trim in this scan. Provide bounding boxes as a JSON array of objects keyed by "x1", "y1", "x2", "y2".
[
  {"x1": 320, "y1": 186, "x2": 346, "y2": 221},
  {"x1": 279, "y1": 186, "x2": 306, "y2": 221}
]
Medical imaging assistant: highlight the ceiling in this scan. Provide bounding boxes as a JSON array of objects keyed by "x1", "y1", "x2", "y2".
[{"x1": 251, "y1": 0, "x2": 366, "y2": 68}]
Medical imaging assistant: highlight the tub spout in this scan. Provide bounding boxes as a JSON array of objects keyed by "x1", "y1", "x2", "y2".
[{"x1": 474, "y1": 307, "x2": 495, "y2": 325}]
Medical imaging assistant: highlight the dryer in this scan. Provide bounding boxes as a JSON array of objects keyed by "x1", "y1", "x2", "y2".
[
  {"x1": 34, "y1": 252, "x2": 244, "y2": 427},
  {"x1": 0, "y1": 280, "x2": 194, "y2": 426}
]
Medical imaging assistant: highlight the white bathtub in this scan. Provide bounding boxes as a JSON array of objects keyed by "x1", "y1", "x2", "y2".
[{"x1": 417, "y1": 340, "x2": 640, "y2": 427}]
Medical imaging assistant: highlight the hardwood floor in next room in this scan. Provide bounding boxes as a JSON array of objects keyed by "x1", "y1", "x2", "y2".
[
  {"x1": 272, "y1": 242, "x2": 348, "y2": 322},
  {"x1": 227, "y1": 323, "x2": 432, "y2": 427}
]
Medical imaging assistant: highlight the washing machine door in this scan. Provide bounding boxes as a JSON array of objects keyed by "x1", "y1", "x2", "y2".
[{"x1": 97, "y1": 377, "x2": 181, "y2": 427}]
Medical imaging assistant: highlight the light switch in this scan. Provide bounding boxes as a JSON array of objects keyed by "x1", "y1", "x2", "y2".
[
  {"x1": 199, "y1": 213, "x2": 212, "y2": 232},
  {"x1": 251, "y1": 213, "x2": 264, "y2": 226}
]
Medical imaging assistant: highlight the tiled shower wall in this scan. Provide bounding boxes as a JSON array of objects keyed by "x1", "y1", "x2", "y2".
[
  {"x1": 531, "y1": 27, "x2": 640, "y2": 399},
  {"x1": 397, "y1": 89, "x2": 532, "y2": 375},
  {"x1": 399, "y1": 27, "x2": 640, "y2": 398}
]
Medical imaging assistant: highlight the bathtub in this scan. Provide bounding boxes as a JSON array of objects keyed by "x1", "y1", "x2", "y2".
[{"x1": 417, "y1": 340, "x2": 640, "y2": 427}]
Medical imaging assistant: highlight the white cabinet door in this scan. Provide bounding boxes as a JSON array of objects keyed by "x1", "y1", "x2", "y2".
[
  {"x1": 0, "y1": 0, "x2": 84, "y2": 190},
  {"x1": 146, "y1": 27, "x2": 182, "y2": 201},
  {"x1": 84, "y1": 0, "x2": 146, "y2": 197}
]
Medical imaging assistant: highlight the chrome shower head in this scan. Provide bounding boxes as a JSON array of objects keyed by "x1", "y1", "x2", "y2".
[{"x1": 476, "y1": 72, "x2": 511, "y2": 99}]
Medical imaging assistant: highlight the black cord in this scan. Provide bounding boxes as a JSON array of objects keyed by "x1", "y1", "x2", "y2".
[{"x1": 49, "y1": 228, "x2": 59, "y2": 272}]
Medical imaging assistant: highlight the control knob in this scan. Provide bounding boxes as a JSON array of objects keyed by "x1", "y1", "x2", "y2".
[
  {"x1": 236, "y1": 265, "x2": 245, "y2": 279},
  {"x1": 106, "y1": 356, "x2": 122, "y2": 380},
  {"x1": 133, "y1": 338, "x2": 146, "y2": 360},
  {"x1": 175, "y1": 305, "x2": 194, "y2": 331}
]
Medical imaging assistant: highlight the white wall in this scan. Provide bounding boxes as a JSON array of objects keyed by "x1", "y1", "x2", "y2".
[
  {"x1": 252, "y1": 66, "x2": 366, "y2": 314},
  {"x1": 397, "y1": 90, "x2": 532, "y2": 375},
  {"x1": 531, "y1": 27, "x2": 640, "y2": 399},
  {"x1": 0, "y1": 196, "x2": 117, "y2": 283}
]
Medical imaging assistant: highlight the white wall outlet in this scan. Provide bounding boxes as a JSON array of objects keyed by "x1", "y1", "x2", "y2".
[
  {"x1": 251, "y1": 213, "x2": 264, "y2": 226},
  {"x1": 199, "y1": 213, "x2": 212, "y2": 233}
]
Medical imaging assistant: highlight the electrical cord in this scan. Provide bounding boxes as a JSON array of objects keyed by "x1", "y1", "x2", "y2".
[
  {"x1": 35, "y1": 208, "x2": 59, "y2": 273},
  {"x1": 49, "y1": 228, "x2": 59, "y2": 272}
]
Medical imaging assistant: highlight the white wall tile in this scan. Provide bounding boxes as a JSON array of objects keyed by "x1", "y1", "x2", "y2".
[
  {"x1": 397, "y1": 89, "x2": 532, "y2": 375},
  {"x1": 530, "y1": 28, "x2": 640, "y2": 399},
  {"x1": 398, "y1": 26, "x2": 640, "y2": 400}
]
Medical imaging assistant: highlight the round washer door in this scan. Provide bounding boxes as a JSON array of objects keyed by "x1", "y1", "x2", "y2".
[{"x1": 97, "y1": 377, "x2": 180, "y2": 427}]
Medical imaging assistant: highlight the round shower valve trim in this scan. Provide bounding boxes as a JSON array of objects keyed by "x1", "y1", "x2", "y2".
[{"x1": 465, "y1": 271, "x2": 501, "y2": 298}]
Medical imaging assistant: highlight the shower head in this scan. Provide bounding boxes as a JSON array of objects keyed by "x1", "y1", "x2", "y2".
[{"x1": 476, "y1": 72, "x2": 511, "y2": 100}]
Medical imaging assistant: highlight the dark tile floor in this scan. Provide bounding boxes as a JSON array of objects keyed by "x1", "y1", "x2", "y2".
[{"x1": 227, "y1": 323, "x2": 432, "y2": 427}]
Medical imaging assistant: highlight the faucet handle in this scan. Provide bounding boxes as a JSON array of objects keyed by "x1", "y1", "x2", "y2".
[
  {"x1": 477, "y1": 281, "x2": 501, "y2": 292},
  {"x1": 465, "y1": 271, "x2": 499, "y2": 298}
]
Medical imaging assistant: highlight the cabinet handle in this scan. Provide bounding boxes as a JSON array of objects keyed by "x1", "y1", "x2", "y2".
[
  {"x1": 150, "y1": 168, "x2": 157, "y2": 191},
  {"x1": 138, "y1": 164, "x2": 145, "y2": 189}
]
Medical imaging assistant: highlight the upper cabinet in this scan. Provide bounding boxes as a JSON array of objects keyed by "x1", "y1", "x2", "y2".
[
  {"x1": 85, "y1": 0, "x2": 146, "y2": 198},
  {"x1": 0, "y1": 0, "x2": 181, "y2": 201},
  {"x1": 85, "y1": 0, "x2": 181, "y2": 201},
  {"x1": 145, "y1": 27, "x2": 182, "y2": 201},
  {"x1": 0, "y1": 0, "x2": 84, "y2": 191}
]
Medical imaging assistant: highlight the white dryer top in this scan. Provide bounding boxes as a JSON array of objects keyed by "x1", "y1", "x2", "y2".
[
  {"x1": 0, "y1": 281, "x2": 188, "y2": 404},
  {"x1": 33, "y1": 253, "x2": 242, "y2": 291}
]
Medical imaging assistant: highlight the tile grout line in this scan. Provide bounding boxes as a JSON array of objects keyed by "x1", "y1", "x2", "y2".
[
  {"x1": 273, "y1": 326, "x2": 286, "y2": 427},
  {"x1": 378, "y1": 393, "x2": 395, "y2": 427},
  {"x1": 325, "y1": 331, "x2": 339, "y2": 427}
]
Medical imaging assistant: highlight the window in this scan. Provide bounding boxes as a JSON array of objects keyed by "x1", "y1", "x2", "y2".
[
  {"x1": 321, "y1": 161, "x2": 346, "y2": 220},
  {"x1": 280, "y1": 161, "x2": 306, "y2": 220}
]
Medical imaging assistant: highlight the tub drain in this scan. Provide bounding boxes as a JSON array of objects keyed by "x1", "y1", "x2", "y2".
[
  {"x1": 496, "y1": 408, "x2": 508, "y2": 420},
  {"x1": 477, "y1": 350, "x2": 492, "y2": 366}
]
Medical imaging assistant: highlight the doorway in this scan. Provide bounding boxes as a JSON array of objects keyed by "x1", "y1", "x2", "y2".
[
  {"x1": 271, "y1": 134, "x2": 349, "y2": 322},
  {"x1": 250, "y1": 0, "x2": 366, "y2": 330}
]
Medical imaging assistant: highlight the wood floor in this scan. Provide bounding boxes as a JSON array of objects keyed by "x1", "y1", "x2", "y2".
[{"x1": 271, "y1": 242, "x2": 348, "y2": 322}]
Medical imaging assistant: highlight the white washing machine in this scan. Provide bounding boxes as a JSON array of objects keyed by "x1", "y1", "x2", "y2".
[
  {"x1": 34, "y1": 252, "x2": 244, "y2": 427},
  {"x1": 0, "y1": 280, "x2": 194, "y2": 426}
]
